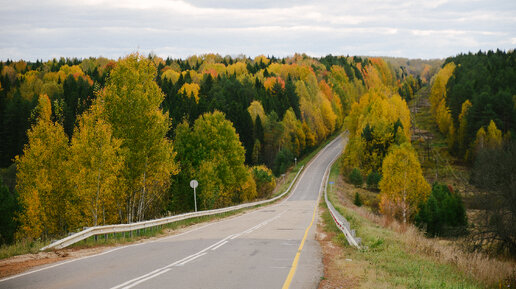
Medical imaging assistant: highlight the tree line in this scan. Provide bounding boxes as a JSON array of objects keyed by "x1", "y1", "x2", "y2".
[
  {"x1": 0, "y1": 53, "x2": 400, "y2": 243},
  {"x1": 340, "y1": 56, "x2": 468, "y2": 236},
  {"x1": 428, "y1": 50, "x2": 516, "y2": 255}
]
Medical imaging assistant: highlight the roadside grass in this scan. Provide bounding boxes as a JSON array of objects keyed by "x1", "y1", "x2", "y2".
[
  {"x1": 318, "y1": 157, "x2": 514, "y2": 288},
  {"x1": 0, "y1": 239, "x2": 46, "y2": 260}
]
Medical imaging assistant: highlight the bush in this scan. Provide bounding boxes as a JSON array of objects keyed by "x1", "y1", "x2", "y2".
[
  {"x1": 469, "y1": 143, "x2": 516, "y2": 255},
  {"x1": 273, "y1": 149, "x2": 294, "y2": 176},
  {"x1": 415, "y1": 183, "x2": 467, "y2": 237},
  {"x1": 349, "y1": 168, "x2": 363, "y2": 187},
  {"x1": 366, "y1": 171, "x2": 381, "y2": 190},
  {"x1": 251, "y1": 165, "x2": 276, "y2": 198},
  {"x1": 0, "y1": 179, "x2": 19, "y2": 244},
  {"x1": 353, "y1": 192, "x2": 362, "y2": 207}
]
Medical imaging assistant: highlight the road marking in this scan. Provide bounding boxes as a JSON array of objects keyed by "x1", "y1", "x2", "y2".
[
  {"x1": 0, "y1": 220, "x2": 221, "y2": 284},
  {"x1": 176, "y1": 252, "x2": 207, "y2": 266},
  {"x1": 110, "y1": 211, "x2": 286, "y2": 289},
  {"x1": 281, "y1": 200, "x2": 318, "y2": 289},
  {"x1": 120, "y1": 268, "x2": 171, "y2": 289},
  {"x1": 210, "y1": 241, "x2": 228, "y2": 251},
  {"x1": 282, "y1": 138, "x2": 340, "y2": 289}
]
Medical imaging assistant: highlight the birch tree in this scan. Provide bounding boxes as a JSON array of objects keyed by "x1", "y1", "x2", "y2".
[
  {"x1": 100, "y1": 54, "x2": 179, "y2": 222},
  {"x1": 379, "y1": 143, "x2": 430, "y2": 224},
  {"x1": 69, "y1": 101, "x2": 124, "y2": 227}
]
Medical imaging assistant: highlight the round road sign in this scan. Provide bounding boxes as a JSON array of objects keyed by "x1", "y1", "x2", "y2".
[{"x1": 190, "y1": 179, "x2": 198, "y2": 189}]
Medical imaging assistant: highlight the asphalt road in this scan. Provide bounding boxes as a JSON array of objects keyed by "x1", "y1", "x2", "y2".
[{"x1": 0, "y1": 136, "x2": 343, "y2": 289}]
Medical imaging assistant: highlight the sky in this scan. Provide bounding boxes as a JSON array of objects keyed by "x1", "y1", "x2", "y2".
[{"x1": 1, "y1": 0, "x2": 515, "y2": 61}]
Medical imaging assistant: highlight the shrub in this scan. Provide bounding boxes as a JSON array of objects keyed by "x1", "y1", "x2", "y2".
[
  {"x1": 0, "y1": 179, "x2": 19, "y2": 244},
  {"x1": 273, "y1": 148, "x2": 294, "y2": 176},
  {"x1": 251, "y1": 165, "x2": 276, "y2": 198},
  {"x1": 366, "y1": 171, "x2": 381, "y2": 190},
  {"x1": 353, "y1": 192, "x2": 362, "y2": 207},
  {"x1": 415, "y1": 183, "x2": 467, "y2": 237},
  {"x1": 349, "y1": 168, "x2": 363, "y2": 187}
]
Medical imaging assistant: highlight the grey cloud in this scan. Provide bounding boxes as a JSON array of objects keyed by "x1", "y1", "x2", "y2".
[{"x1": 0, "y1": 0, "x2": 514, "y2": 60}]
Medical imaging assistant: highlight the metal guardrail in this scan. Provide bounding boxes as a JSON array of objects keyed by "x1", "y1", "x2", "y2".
[
  {"x1": 41, "y1": 166, "x2": 305, "y2": 251},
  {"x1": 323, "y1": 157, "x2": 361, "y2": 248}
]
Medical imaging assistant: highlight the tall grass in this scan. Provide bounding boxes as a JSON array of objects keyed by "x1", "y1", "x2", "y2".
[
  {"x1": 325, "y1": 156, "x2": 516, "y2": 288},
  {"x1": 0, "y1": 239, "x2": 46, "y2": 260}
]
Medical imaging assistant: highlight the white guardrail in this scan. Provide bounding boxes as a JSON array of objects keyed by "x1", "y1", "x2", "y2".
[
  {"x1": 41, "y1": 166, "x2": 305, "y2": 251},
  {"x1": 323, "y1": 157, "x2": 361, "y2": 248}
]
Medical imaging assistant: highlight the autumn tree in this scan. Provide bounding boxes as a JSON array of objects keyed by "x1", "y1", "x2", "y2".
[
  {"x1": 458, "y1": 99, "x2": 472, "y2": 157},
  {"x1": 100, "y1": 54, "x2": 179, "y2": 222},
  {"x1": 252, "y1": 165, "x2": 276, "y2": 198},
  {"x1": 486, "y1": 120, "x2": 503, "y2": 149},
  {"x1": 69, "y1": 101, "x2": 124, "y2": 227},
  {"x1": 379, "y1": 143, "x2": 431, "y2": 224},
  {"x1": 15, "y1": 94, "x2": 70, "y2": 239},
  {"x1": 171, "y1": 111, "x2": 255, "y2": 211},
  {"x1": 342, "y1": 90, "x2": 411, "y2": 174}
]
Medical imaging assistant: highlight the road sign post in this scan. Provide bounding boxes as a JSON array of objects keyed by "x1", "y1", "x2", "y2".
[
  {"x1": 329, "y1": 181, "x2": 334, "y2": 195},
  {"x1": 190, "y1": 180, "x2": 199, "y2": 212}
]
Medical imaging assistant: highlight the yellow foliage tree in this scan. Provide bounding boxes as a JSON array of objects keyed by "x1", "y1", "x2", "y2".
[
  {"x1": 162, "y1": 69, "x2": 180, "y2": 84},
  {"x1": 69, "y1": 101, "x2": 124, "y2": 227},
  {"x1": 179, "y1": 82, "x2": 201, "y2": 102},
  {"x1": 429, "y1": 62, "x2": 455, "y2": 115},
  {"x1": 342, "y1": 90, "x2": 411, "y2": 174},
  {"x1": 15, "y1": 94, "x2": 70, "y2": 239},
  {"x1": 100, "y1": 54, "x2": 179, "y2": 222},
  {"x1": 247, "y1": 101, "x2": 267, "y2": 125},
  {"x1": 458, "y1": 99, "x2": 472, "y2": 155},
  {"x1": 251, "y1": 165, "x2": 276, "y2": 198},
  {"x1": 379, "y1": 143, "x2": 431, "y2": 224},
  {"x1": 486, "y1": 120, "x2": 503, "y2": 149}
]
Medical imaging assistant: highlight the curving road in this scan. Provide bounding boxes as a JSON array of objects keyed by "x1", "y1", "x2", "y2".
[{"x1": 0, "y1": 136, "x2": 343, "y2": 289}]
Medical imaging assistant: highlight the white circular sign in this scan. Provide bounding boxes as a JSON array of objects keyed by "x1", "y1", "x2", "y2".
[{"x1": 190, "y1": 180, "x2": 198, "y2": 189}]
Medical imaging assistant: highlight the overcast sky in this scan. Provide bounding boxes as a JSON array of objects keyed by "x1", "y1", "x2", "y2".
[{"x1": 1, "y1": 0, "x2": 515, "y2": 61}]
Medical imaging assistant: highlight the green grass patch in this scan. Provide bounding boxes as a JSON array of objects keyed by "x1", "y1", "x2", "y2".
[
  {"x1": 0, "y1": 239, "x2": 47, "y2": 260},
  {"x1": 320, "y1": 153, "x2": 482, "y2": 289}
]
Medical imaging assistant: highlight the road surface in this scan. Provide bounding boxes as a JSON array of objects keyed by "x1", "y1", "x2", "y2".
[{"x1": 0, "y1": 136, "x2": 343, "y2": 289}]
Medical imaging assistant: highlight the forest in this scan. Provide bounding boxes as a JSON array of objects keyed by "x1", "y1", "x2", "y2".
[
  {"x1": 340, "y1": 49, "x2": 516, "y2": 256},
  {"x1": 428, "y1": 50, "x2": 516, "y2": 255},
  {"x1": 0, "y1": 53, "x2": 413, "y2": 244}
]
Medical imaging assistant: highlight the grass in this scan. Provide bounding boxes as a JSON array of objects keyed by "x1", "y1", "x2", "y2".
[
  {"x1": 319, "y1": 156, "x2": 516, "y2": 288},
  {"x1": 0, "y1": 239, "x2": 46, "y2": 260}
]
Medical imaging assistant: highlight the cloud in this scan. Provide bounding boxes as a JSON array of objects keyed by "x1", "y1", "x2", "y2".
[{"x1": 0, "y1": 0, "x2": 514, "y2": 60}]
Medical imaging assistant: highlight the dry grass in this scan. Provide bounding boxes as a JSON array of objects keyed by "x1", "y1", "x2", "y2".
[
  {"x1": 355, "y1": 205, "x2": 516, "y2": 287},
  {"x1": 323, "y1": 159, "x2": 516, "y2": 288}
]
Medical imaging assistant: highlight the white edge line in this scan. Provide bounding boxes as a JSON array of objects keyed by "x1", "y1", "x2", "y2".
[
  {"x1": 111, "y1": 210, "x2": 287, "y2": 288},
  {"x1": 175, "y1": 252, "x2": 207, "y2": 266},
  {"x1": 210, "y1": 241, "x2": 228, "y2": 251},
  {"x1": 121, "y1": 268, "x2": 172, "y2": 289}
]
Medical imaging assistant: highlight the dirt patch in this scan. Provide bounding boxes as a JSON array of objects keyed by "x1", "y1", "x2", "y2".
[
  {"x1": 316, "y1": 211, "x2": 360, "y2": 289},
  {"x1": 0, "y1": 246, "x2": 109, "y2": 279}
]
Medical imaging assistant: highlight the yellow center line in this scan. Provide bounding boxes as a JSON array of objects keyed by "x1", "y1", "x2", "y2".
[{"x1": 281, "y1": 202, "x2": 318, "y2": 289}]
